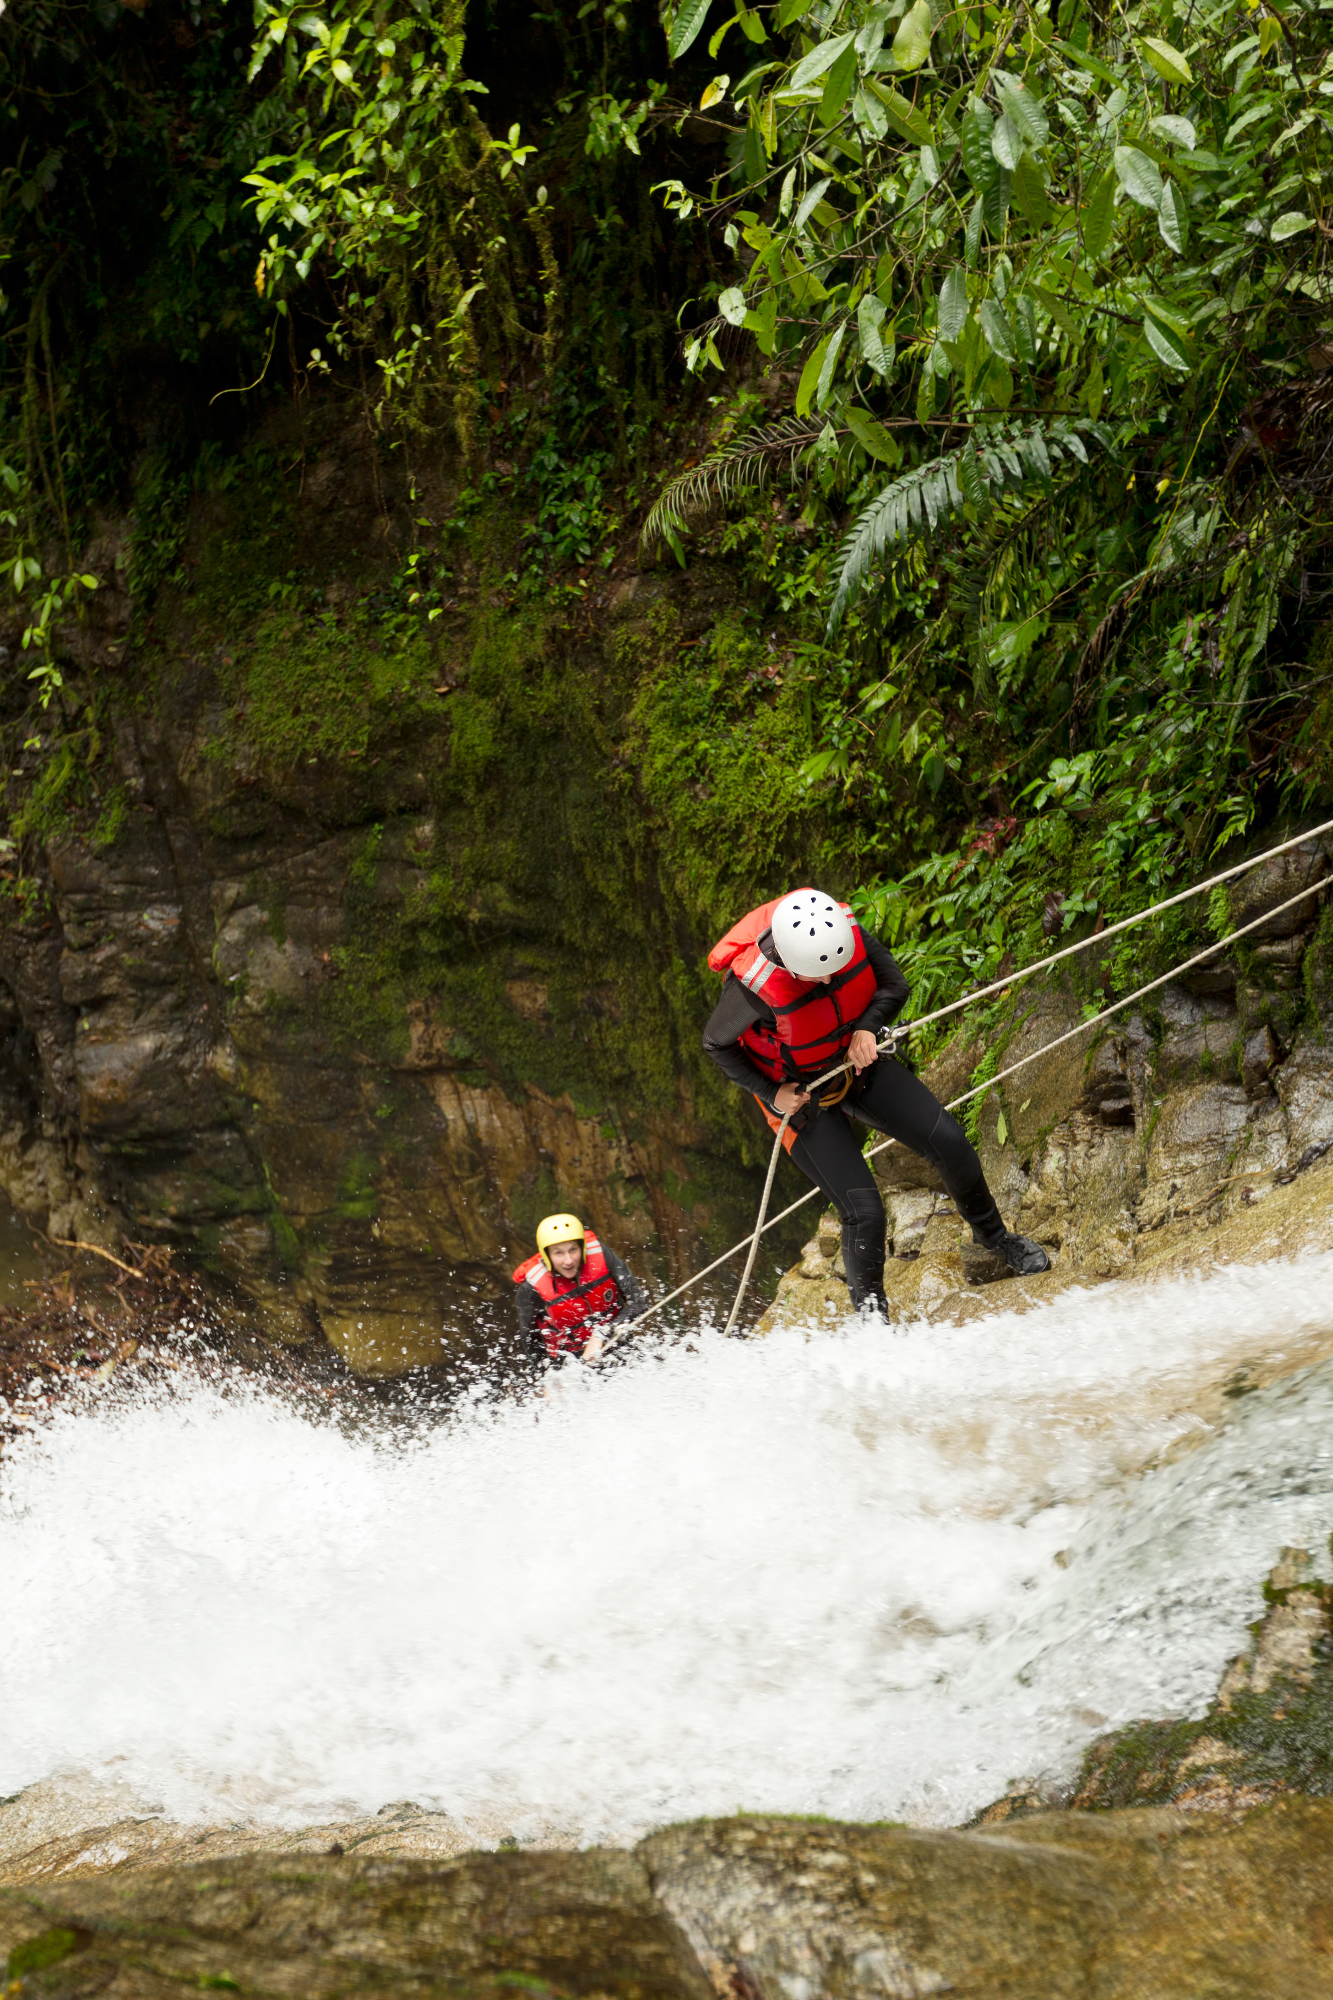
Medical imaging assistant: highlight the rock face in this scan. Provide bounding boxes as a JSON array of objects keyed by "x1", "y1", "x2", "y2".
[
  {"x1": 643, "y1": 1805, "x2": 1333, "y2": 2000},
  {"x1": 0, "y1": 473, "x2": 785, "y2": 1375},
  {"x1": 0, "y1": 1848, "x2": 713, "y2": 2000},
  {"x1": 765, "y1": 839, "x2": 1333, "y2": 1331},
  {"x1": 8, "y1": 1806, "x2": 1333, "y2": 1998}
]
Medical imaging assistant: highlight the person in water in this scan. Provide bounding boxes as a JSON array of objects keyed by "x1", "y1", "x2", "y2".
[
  {"x1": 512, "y1": 1211, "x2": 649, "y2": 1366},
  {"x1": 703, "y1": 887, "x2": 1050, "y2": 1318}
]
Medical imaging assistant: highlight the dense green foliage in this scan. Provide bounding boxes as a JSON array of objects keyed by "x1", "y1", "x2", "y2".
[
  {"x1": 640, "y1": 0, "x2": 1333, "y2": 1011},
  {"x1": 4, "y1": 0, "x2": 1333, "y2": 1067}
]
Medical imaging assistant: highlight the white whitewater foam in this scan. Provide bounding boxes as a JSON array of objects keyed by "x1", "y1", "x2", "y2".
[{"x1": 5, "y1": 1253, "x2": 1333, "y2": 1843}]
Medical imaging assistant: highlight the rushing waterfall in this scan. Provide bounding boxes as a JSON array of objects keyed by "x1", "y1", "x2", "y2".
[{"x1": 5, "y1": 1253, "x2": 1333, "y2": 1848}]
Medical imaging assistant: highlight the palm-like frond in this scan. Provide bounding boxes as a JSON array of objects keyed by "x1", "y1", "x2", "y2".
[
  {"x1": 640, "y1": 417, "x2": 823, "y2": 551},
  {"x1": 826, "y1": 419, "x2": 1100, "y2": 638}
]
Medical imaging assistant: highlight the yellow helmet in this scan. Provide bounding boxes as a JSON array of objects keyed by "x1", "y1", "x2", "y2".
[{"x1": 535, "y1": 1212, "x2": 585, "y2": 1271}]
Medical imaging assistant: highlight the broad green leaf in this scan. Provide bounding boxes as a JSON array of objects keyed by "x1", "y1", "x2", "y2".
[
  {"x1": 777, "y1": 0, "x2": 813, "y2": 24},
  {"x1": 718, "y1": 286, "x2": 747, "y2": 325},
  {"x1": 869, "y1": 81, "x2": 934, "y2": 146},
  {"x1": 708, "y1": 16, "x2": 736, "y2": 55},
  {"x1": 737, "y1": 1, "x2": 767, "y2": 42},
  {"x1": 668, "y1": 0, "x2": 712, "y2": 60},
  {"x1": 853, "y1": 86, "x2": 888, "y2": 140},
  {"x1": 330, "y1": 56, "x2": 355, "y2": 84},
  {"x1": 1258, "y1": 13, "x2": 1283, "y2": 55},
  {"x1": 857, "y1": 291, "x2": 891, "y2": 373},
  {"x1": 1220, "y1": 33, "x2": 1260, "y2": 68},
  {"x1": 965, "y1": 195, "x2": 984, "y2": 267},
  {"x1": 1271, "y1": 211, "x2": 1312, "y2": 241},
  {"x1": 1011, "y1": 153, "x2": 1049, "y2": 226},
  {"x1": 961, "y1": 103, "x2": 996, "y2": 190},
  {"x1": 793, "y1": 175, "x2": 831, "y2": 232},
  {"x1": 795, "y1": 335, "x2": 830, "y2": 415},
  {"x1": 790, "y1": 29, "x2": 855, "y2": 92},
  {"x1": 1273, "y1": 110, "x2": 1317, "y2": 158},
  {"x1": 1157, "y1": 179, "x2": 1187, "y2": 254},
  {"x1": 1139, "y1": 35, "x2": 1192, "y2": 85},
  {"x1": 1114, "y1": 144, "x2": 1163, "y2": 211},
  {"x1": 983, "y1": 356, "x2": 1014, "y2": 408},
  {"x1": 890, "y1": 0, "x2": 932, "y2": 72},
  {"x1": 819, "y1": 42, "x2": 858, "y2": 123},
  {"x1": 981, "y1": 168, "x2": 1011, "y2": 236},
  {"x1": 995, "y1": 74, "x2": 1049, "y2": 149},
  {"x1": 991, "y1": 111, "x2": 1022, "y2": 171},
  {"x1": 743, "y1": 118, "x2": 763, "y2": 181},
  {"x1": 1050, "y1": 36, "x2": 1122, "y2": 87},
  {"x1": 938, "y1": 265, "x2": 969, "y2": 340},
  {"x1": 979, "y1": 297, "x2": 1016, "y2": 362},
  {"x1": 1149, "y1": 114, "x2": 1196, "y2": 150},
  {"x1": 1012, "y1": 294, "x2": 1037, "y2": 367},
  {"x1": 844, "y1": 404, "x2": 902, "y2": 463},
  {"x1": 1082, "y1": 356, "x2": 1105, "y2": 419},
  {"x1": 815, "y1": 321, "x2": 848, "y2": 406},
  {"x1": 760, "y1": 89, "x2": 777, "y2": 153},
  {"x1": 1224, "y1": 100, "x2": 1276, "y2": 146},
  {"x1": 1081, "y1": 165, "x2": 1116, "y2": 258},
  {"x1": 1143, "y1": 307, "x2": 1190, "y2": 371},
  {"x1": 1030, "y1": 281, "x2": 1077, "y2": 341}
]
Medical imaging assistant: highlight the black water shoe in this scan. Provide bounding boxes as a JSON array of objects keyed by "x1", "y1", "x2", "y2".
[{"x1": 996, "y1": 1232, "x2": 1051, "y2": 1276}]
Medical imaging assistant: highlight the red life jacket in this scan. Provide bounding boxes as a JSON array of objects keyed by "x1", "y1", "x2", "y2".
[
  {"x1": 511, "y1": 1232, "x2": 622, "y2": 1358},
  {"x1": 708, "y1": 893, "x2": 879, "y2": 1086}
]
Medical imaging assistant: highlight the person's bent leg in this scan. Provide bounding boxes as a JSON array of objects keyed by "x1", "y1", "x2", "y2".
[
  {"x1": 789, "y1": 1111, "x2": 889, "y2": 1313},
  {"x1": 851, "y1": 1060, "x2": 1050, "y2": 1273}
]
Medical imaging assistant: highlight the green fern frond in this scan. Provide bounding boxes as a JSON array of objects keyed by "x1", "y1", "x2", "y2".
[
  {"x1": 640, "y1": 417, "x2": 823, "y2": 552},
  {"x1": 825, "y1": 419, "x2": 1098, "y2": 638}
]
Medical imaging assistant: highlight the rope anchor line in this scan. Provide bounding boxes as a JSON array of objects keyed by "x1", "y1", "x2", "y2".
[{"x1": 598, "y1": 818, "x2": 1333, "y2": 1357}]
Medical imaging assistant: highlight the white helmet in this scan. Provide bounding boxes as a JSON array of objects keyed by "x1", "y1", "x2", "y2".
[{"x1": 771, "y1": 888, "x2": 856, "y2": 979}]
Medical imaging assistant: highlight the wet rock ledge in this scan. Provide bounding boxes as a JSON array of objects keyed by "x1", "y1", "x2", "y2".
[{"x1": 5, "y1": 1799, "x2": 1333, "y2": 1997}]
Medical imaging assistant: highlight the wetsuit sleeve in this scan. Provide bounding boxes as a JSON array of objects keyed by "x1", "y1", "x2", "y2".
[
  {"x1": 604, "y1": 1247, "x2": 649, "y2": 1324},
  {"x1": 702, "y1": 975, "x2": 782, "y2": 1111},
  {"x1": 515, "y1": 1279, "x2": 549, "y2": 1367},
  {"x1": 850, "y1": 932, "x2": 910, "y2": 1036}
]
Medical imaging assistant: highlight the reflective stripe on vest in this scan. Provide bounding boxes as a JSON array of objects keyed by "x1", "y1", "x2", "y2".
[{"x1": 511, "y1": 1232, "x2": 622, "y2": 1357}]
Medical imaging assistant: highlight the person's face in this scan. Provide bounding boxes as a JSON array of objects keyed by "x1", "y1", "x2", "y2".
[{"x1": 548, "y1": 1240, "x2": 583, "y2": 1278}]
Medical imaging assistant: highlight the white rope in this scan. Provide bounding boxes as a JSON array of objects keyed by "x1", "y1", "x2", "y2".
[{"x1": 600, "y1": 824, "x2": 1330, "y2": 1351}]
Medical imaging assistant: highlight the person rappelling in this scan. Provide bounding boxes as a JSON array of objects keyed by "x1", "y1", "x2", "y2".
[
  {"x1": 703, "y1": 888, "x2": 1050, "y2": 1318},
  {"x1": 512, "y1": 1212, "x2": 649, "y2": 1367}
]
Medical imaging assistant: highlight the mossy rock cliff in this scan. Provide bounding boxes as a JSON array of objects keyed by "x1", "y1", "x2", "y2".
[{"x1": 0, "y1": 422, "x2": 831, "y2": 1372}]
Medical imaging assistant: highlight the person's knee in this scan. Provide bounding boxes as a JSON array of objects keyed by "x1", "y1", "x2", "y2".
[
  {"x1": 843, "y1": 1183, "x2": 885, "y2": 1242},
  {"x1": 926, "y1": 1108, "x2": 983, "y2": 1186}
]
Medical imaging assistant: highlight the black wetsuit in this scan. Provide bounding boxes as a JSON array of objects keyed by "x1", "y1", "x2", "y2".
[
  {"x1": 517, "y1": 1246, "x2": 649, "y2": 1368},
  {"x1": 702, "y1": 932, "x2": 1005, "y2": 1311}
]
